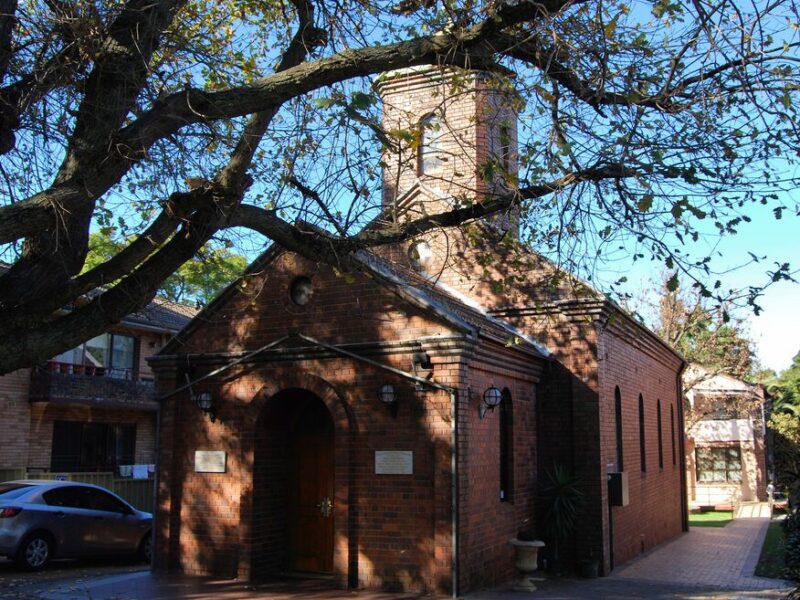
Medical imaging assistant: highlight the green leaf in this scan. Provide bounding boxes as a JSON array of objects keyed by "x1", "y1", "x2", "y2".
[
  {"x1": 666, "y1": 273, "x2": 679, "y2": 292},
  {"x1": 350, "y1": 91, "x2": 375, "y2": 110},
  {"x1": 637, "y1": 195, "x2": 654, "y2": 212},
  {"x1": 313, "y1": 97, "x2": 337, "y2": 109}
]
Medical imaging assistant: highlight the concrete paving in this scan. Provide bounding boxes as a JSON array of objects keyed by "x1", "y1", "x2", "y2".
[
  {"x1": 6, "y1": 514, "x2": 796, "y2": 600},
  {"x1": 737, "y1": 503, "x2": 773, "y2": 519}
]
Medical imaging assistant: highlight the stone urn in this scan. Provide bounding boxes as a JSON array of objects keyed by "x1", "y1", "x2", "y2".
[{"x1": 510, "y1": 538, "x2": 545, "y2": 591}]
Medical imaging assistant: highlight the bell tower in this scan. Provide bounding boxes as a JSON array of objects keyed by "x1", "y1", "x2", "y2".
[{"x1": 375, "y1": 66, "x2": 521, "y2": 234}]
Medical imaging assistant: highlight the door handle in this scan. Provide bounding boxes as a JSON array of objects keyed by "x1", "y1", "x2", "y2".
[
  {"x1": 316, "y1": 496, "x2": 332, "y2": 517},
  {"x1": 55, "y1": 511, "x2": 65, "y2": 518}
]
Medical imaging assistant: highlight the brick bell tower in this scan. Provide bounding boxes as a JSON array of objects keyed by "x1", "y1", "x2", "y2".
[{"x1": 375, "y1": 66, "x2": 521, "y2": 236}]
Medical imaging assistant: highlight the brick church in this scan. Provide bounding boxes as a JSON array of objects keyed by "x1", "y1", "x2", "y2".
[{"x1": 150, "y1": 67, "x2": 688, "y2": 595}]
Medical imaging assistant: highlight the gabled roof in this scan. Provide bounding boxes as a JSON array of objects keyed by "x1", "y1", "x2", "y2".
[
  {"x1": 356, "y1": 251, "x2": 551, "y2": 358},
  {"x1": 159, "y1": 243, "x2": 551, "y2": 361},
  {"x1": 684, "y1": 364, "x2": 764, "y2": 395}
]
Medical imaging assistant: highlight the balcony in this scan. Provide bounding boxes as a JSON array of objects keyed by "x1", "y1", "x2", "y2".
[{"x1": 29, "y1": 361, "x2": 158, "y2": 411}]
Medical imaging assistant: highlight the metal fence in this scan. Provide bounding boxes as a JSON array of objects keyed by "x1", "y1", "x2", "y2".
[{"x1": 0, "y1": 470, "x2": 154, "y2": 512}]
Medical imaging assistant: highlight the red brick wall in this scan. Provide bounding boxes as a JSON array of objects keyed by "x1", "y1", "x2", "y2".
[
  {"x1": 0, "y1": 369, "x2": 31, "y2": 468},
  {"x1": 378, "y1": 67, "x2": 518, "y2": 222},
  {"x1": 173, "y1": 253, "x2": 454, "y2": 356},
  {"x1": 514, "y1": 311, "x2": 606, "y2": 568},
  {"x1": 598, "y1": 323, "x2": 684, "y2": 571},
  {"x1": 151, "y1": 254, "x2": 476, "y2": 592},
  {"x1": 153, "y1": 354, "x2": 462, "y2": 593},
  {"x1": 456, "y1": 349, "x2": 540, "y2": 592}
]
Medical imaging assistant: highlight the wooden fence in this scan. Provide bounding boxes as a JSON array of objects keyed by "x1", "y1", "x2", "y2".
[
  {"x1": 0, "y1": 468, "x2": 26, "y2": 482},
  {"x1": 0, "y1": 470, "x2": 154, "y2": 513}
]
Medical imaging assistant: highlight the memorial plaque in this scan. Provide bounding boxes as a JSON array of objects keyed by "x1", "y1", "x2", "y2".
[
  {"x1": 194, "y1": 450, "x2": 226, "y2": 473},
  {"x1": 375, "y1": 450, "x2": 413, "y2": 475}
]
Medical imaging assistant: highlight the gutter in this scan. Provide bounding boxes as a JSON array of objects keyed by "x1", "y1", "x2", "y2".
[{"x1": 677, "y1": 361, "x2": 689, "y2": 532}]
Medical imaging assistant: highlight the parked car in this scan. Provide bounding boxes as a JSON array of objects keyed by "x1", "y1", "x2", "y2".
[{"x1": 0, "y1": 480, "x2": 152, "y2": 570}]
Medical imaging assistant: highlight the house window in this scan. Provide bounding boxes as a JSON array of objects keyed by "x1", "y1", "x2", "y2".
[
  {"x1": 696, "y1": 447, "x2": 742, "y2": 483},
  {"x1": 614, "y1": 386, "x2": 624, "y2": 471},
  {"x1": 639, "y1": 394, "x2": 646, "y2": 472},
  {"x1": 657, "y1": 399, "x2": 664, "y2": 470},
  {"x1": 499, "y1": 388, "x2": 513, "y2": 501},
  {"x1": 51, "y1": 421, "x2": 136, "y2": 472},
  {"x1": 671, "y1": 404, "x2": 676, "y2": 466},
  {"x1": 85, "y1": 333, "x2": 137, "y2": 379},
  {"x1": 418, "y1": 114, "x2": 446, "y2": 174}
]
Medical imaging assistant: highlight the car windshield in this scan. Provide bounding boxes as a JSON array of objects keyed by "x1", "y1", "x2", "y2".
[{"x1": 0, "y1": 483, "x2": 35, "y2": 500}]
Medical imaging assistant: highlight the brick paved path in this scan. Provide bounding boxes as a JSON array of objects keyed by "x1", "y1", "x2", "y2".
[
  {"x1": 468, "y1": 514, "x2": 795, "y2": 599},
  {"x1": 612, "y1": 516, "x2": 790, "y2": 591}
]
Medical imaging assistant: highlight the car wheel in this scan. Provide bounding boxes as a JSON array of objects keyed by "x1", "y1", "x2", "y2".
[
  {"x1": 138, "y1": 532, "x2": 152, "y2": 563},
  {"x1": 16, "y1": 533, "x2": 53, "y2": 570}
]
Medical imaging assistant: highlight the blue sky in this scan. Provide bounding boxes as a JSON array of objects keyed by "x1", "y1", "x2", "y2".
[{"x1": 617, "y1": 197, "x2": 800, "y2": 374}]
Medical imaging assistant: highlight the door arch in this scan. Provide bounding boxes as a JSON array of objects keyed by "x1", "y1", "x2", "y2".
[{"x1": 250, "y1": 388, "x2": 336, "y2": 577}]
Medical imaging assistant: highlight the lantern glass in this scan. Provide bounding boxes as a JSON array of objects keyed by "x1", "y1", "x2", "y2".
[
  {"x1": 196, "y1": 391, "x2": 214, "y2": 412},
  {"x1": 377, "y1": 384, "x2": 396, "y2": 405},
  {"x1": 483, "y1": 386, "x2": 502, "y2": 408}
]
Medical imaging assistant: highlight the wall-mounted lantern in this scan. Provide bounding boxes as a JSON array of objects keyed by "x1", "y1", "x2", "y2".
[
  {"x1": 185, "y1": 374, "x2": 216, "y2": 422},
  {"x1": 194, "y1": 391, "x2": 216, "y2": 422},
  {"x1": 479, "y1": 385, "x2": 502, "y2": 419},
  {"x1": 378, "y1": 383, "x2": 399, "y2": 418}
]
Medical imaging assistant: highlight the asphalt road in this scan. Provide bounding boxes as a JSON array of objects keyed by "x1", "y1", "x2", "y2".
[{"x1": 0, "y1": 557, "x2": 147, "y2": 599}]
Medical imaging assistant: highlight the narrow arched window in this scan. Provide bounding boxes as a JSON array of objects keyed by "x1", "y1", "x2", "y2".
[
  {"x1": 499, "y1": 124, "x2": 512, "y2": 172},
  {"x1": 671, "y1": 404, "x2": 676, "y2": 466},
  {"x1": 614, "y1": 386, "x2": 624, "y2": 471},
  {"x1": 639, "y1": 394, "x2": 646, "y2": 473},
  {"x1": 418, "y1": 113, "x2": 445, "y2": 174},
  {"x1": 499, "y1": 388, "x2": 513, "y2": 502},
  {"x1": 657, "y1": 399, "x2": 664, "y2": 470}
]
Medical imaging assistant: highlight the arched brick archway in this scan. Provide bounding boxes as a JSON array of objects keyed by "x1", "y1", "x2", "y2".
[
  {"x1": 251, "y1": 372, "x2": 353, "y2": 435},
  {"x1": 237, "y1": 371, "x2": 353, "y2": 586}
]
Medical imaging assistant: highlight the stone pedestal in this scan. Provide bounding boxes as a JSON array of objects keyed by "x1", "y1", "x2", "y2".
[{"x1": 510, "y1": 538, "x2": 545, "y2": 591}]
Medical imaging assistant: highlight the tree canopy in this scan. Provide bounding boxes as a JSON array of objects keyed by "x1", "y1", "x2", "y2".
[
  {"x1": 0, "y1": 0, "x2": 798, "y2": 373},
  {"x1": 653, "y1": 276, "x2": 755, "y2": 385},
  {"x1": 766, "y1": 352, "x2": 800, "y2": 499},
  {"x1": 84, "y1": 231, "x2": 247, "y2": 306}
]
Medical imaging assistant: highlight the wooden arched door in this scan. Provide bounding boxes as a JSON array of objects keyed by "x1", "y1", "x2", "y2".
[{"x1": 289, "y1": 396, "x2": 334, "y2": 573}]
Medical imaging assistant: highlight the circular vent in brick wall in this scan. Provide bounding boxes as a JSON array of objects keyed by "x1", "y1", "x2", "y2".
[{"x1": 289, "y1": 276, "x2": 314, "y2": 306}]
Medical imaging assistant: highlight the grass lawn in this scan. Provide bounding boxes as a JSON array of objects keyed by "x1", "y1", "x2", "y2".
[
  {"x1": 755, "y1": 520, "x2": 786, "y2": 579},
  {"x1": 688, "y1": 510, "x2": 734, "y2": 528}
]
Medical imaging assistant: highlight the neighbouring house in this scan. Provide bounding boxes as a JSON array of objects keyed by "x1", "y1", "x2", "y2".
[
  {"x1": 149, "y1": 67, "x2": 687, "y2": 595},
  {"x1": 0, "y1": 296, "x2": 196, "y2": 501},
  {"x1": 684, "y1": 366, "x2": 768, "y2": 509}
]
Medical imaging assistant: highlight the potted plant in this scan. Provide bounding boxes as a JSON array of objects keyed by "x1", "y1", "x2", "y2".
[
  {"x1": 539, "y1": 463, "x2": 584, "y2": 574},
  {"x1": 510, "y1": 523, "x2": 545, "y2": 591}
]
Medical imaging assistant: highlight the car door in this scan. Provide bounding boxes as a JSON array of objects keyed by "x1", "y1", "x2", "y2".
[
  {"x1": 41, "y1": 486, "x2": 97, "y2": 557},
  {"x1": 82, "y1": 488, "x2": 142, "y2": 554}
]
